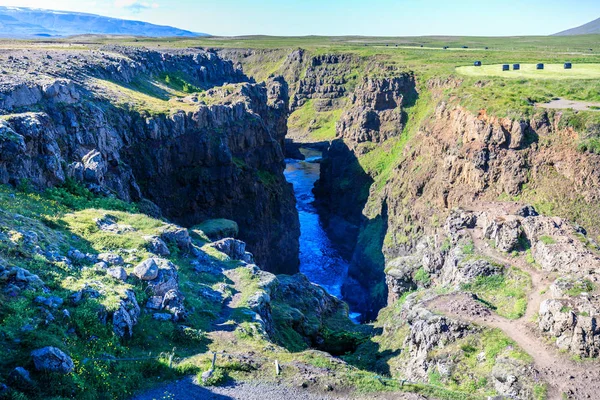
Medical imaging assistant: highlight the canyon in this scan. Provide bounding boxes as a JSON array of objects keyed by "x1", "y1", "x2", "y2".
[{"x1": 1, "y1": 37, "x2": 600, "y2": 400}]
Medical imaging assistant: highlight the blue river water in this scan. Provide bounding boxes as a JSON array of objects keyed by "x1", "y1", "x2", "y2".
[{"x1": 284, "y1": 148, "x2": 361, "y2": 322}]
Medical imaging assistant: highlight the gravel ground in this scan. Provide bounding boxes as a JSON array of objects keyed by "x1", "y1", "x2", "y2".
[
  {"x1": 132, "y1": 377, "x2": 340, "y2": 400},
  {"x1": 537, "y1": 98, "x2": 600, "y2": 111},
  {"x1": 131, "y1": 377, "x2": 426, "y2": 400}
]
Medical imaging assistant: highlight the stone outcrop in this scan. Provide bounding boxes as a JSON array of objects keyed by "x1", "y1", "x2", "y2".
[
  {"x1": 539, "y1": 298, "x2": 600, "y2": 357},
  {"x1": 336, "y1": 75, "x2": 417, "y2": 145},
  {"x1": 0, "y1": 46, "x2": 299, "y2": 274},
  {"x1": 112, "y1": 290, "x2": 141, "y2": 338},
  {"x1": 290, "y1": 54, "x2": 358, "y2": 112},
  {"x1": 400, "y1": 293, "x2": 474, "y2": 381},
  {"x1": 30, "y1": 347, "x2": 74, "y2": 374}
]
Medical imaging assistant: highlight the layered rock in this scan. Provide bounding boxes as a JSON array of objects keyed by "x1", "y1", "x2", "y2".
[
  {"x1": 336, "y1": 75, "x2": 416, "y2": 145},
  {"x1": 539, "y1": 297, "x2": 600, "y2": 357},
  {"x1": 290, "y1": 54, "x2": 358, "y2": 112},
  {"x1": 315, "y1": 75, "x2": 418, "y2": 319},
  {"x1": 0, "y1": 47, "x2": 299, "y2": 274}
]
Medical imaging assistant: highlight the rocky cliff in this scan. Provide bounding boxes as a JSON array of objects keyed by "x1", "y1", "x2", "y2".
[
  {"x1": 0, "y1": 46, "x2": 299, "y2": 274},
  {"x1": 315, "y1": 73, "x2": 418, "y2": 319},
  {"x1": 311, "y1": 68, "x2": 600, "y2": 396}
]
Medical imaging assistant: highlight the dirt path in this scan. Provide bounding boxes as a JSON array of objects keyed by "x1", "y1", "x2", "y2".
[
  {"x1": 536, "y1": 98, "x2": 600, "y2": 112},
  {"x1": 211, "y1": 270, "x2": 243, "y2": 331},
  {"x1": 428, "y1": 223, "x2": 600, "y2": 399}
]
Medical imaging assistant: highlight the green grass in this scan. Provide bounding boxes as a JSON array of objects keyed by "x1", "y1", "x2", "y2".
[
  {"x1": 413, "y1": 267, "x2": 431, "y2": 286},
  {"x1": 539, "y1": 235, "x2": 556, "y2": 245},
  {"x1": 288, "y1": 99, "x2": 343, "y2": 141},
  {"x1": 427, "y1": 328, "x2": 533, "y2": 396},
  {"x1": 0, "y1": 182, "x2": 236, "y2": 399},
  {"x1": 461, "y1": 241, "x2": 476, "y2": 255},
  {"x1": 564, "y1": 279, "x2": 595, "y2": 297},
  {"x1": 457, "y1": 63, "x2": 600, "y2": 80},
  {"x1": 91, "y1": 78, "x2": 200, "y2": 114},
  {"x1": 578, "y1": 137, "x2": 600, "y2": 154},
  {"x1": 461, "y1": 267, "x2": 531, "y2": 319}
]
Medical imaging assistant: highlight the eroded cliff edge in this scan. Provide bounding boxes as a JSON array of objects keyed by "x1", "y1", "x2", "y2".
[{"x1": 0, "y1": 46, "x2": 299, "y2": 274}]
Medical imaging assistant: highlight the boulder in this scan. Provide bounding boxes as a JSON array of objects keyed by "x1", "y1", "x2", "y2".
[
  {"x1": 515, "y1": 205, "x2": 538, "y2": 218},
  {"x1": 143, "y1": 235, "x2": 170, "y2": 256},
  {"x1": 97, "y1": 253, "x2": 124, "y2": 266},
  {"x1": 107, "y1": 266, "x2": 127, "y2": 281},
  {"x1": 133, "y1": 258, "x2": 159, "y2": 281},
  {"x1": 145, "y1": 296, "x2": 163, "y2": 310},
  {"x1": 31, "y1": 347, "x2": 74, "y2": 374},
  {"x1": 146, "y1": 258, "x2": 179, "y2": 297},
  {"x1": 539, "y1": 298, "x2": 600, "y2": 357},
  {"x1": 483, "y1": 218, "x2": 522, "y2": 253},
  {"x1": 210, "y1": 238, "x2": 248, "y2": 260},
  {"x1": 95, "y1": 215, "x2": 134, "y2": 234},
  {"x1": 67, "y1": 248, "x2": 86, "y2": 262},
  {"x1": 161, "y1": 289, "x2": 186, "y2": 321},
  {"x1": 8, "y1": 367, "x2": 33, "y2": 388},
  {"x1": 491, "y1": 357, "x2": 531, "y2": 398},
  {"x1": 400, "y1": 293, "x2": 474, "y2": 381},
  {"x1": 159, "y1": 225, "x2": 191, "y2": 251},
  {"x1": 112, "y1": 290, "x2": 140, "y2": 338},
  {"x1": 153, "y1": 313, "x2": 172, "y2": 321},
  {"x1": 386, "y1": 265, "x2": 418, "y2": 303},
  {"x1": 82, "y1": 149, "x2": 106, "y2": 184},
  {"x1": 34, "y1": 295, "x2": 63, "y2": 308}
]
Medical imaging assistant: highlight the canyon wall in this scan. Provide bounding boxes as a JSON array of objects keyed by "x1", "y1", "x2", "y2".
[{"x1": 0, "y1": 46, "x2": 299, "y2": 274}]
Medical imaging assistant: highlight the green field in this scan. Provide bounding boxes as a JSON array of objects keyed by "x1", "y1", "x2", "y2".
[{"x1": 457, "y1": 63, "x2": 600, "y2": 79}]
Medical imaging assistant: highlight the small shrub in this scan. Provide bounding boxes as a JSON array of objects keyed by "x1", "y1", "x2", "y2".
[
  {"x1": 197, "y1": 367, "x2": 228, "y2": 386},
  {"x1": 539, "y1": 235, "x2": 556, "y2": 245},
  {"x1": 414, "y1": 267, "x2": 431, "y2": 286},
  {"x1": 533, "y1": 383, "x2": 547, "y2": 400},
  {"x1": 461, "y1": 241, "x2": 475, "y2": 255}
]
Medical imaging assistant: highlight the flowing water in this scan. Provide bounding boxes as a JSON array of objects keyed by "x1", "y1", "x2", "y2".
[{"x1": 284, "y1": 148, "x2": 361, "y2": 321}]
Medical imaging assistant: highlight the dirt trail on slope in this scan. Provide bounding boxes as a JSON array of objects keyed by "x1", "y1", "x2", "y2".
[
  {"x1": 210, "y1": 269, "x2": 244, "y2": 340},
  {"x1": 427, "y1": 223, "x2": 600, "y2": 399}
]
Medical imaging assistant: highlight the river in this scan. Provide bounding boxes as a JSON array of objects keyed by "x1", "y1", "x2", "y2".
[{"x1": 284, "y1": 148, "x2": 361, "y2": 322}]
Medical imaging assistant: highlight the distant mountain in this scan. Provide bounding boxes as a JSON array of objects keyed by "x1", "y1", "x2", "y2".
[
  {"x1": 0, "y1": 6, "x2": 207, "y2": 38},
  {"x1": 554, "y1": 17, "x2": 600, "y2": 36}
]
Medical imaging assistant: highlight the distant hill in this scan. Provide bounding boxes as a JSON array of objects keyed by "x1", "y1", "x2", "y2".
[
  {"x1": 554, "y1": 17, "x2": 600, "y2": 36},
  {"x1": 0, "y1": 6, "x2": 207, "y2": 38}
]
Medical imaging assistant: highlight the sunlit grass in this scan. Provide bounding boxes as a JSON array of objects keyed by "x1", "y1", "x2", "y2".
[{"x1": 457, "y1": 63, "x2": 600, "y2": 80}]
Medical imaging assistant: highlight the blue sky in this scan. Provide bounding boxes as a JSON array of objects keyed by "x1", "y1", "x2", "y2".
[{"x1": 1, "y1": 0, "x2": 599, "y2": 36}]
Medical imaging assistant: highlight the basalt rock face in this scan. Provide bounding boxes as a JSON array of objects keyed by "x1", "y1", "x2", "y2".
[
  {"x1": 0, "y1": 47, "x2": 299, "y2": 274},
  {"x1": 122, "y1": 77, "x2": 299, "y2": 273},
  {"x1": 336, "y1": 75, "x2": 417, "y2": 145},
  {"x1": 315, "y1": 75, "x2": 417, "y2": 320},
  {"x1": 290, "y1": 54, "x2": 359, "y2": 112}
]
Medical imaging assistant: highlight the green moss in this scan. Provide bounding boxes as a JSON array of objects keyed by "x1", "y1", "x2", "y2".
[
  {"x1": 192, "y1": 219, "x2": 239, "y2": 240},
  {"x1": 257, "y1": 169, "x2": 278, "y2": 188},
  {"x1": 461, "y1": 241, "x2": 475, "y2": 255},
  {"x1": 197, "y1": 367, "x2": 228, "y2": 386}
]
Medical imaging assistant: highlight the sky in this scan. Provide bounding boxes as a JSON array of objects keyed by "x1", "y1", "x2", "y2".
[{"x1": 1, "y1": 0, "x2": 599, "y2": 36}]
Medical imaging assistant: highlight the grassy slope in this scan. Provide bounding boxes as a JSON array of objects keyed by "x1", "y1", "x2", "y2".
[
  {"x1": 0, "y1": 182, "x2": 483, "y2": 400},
  {"x1": 287, "y1": 99, "x2": 343, "y2": 141}
]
